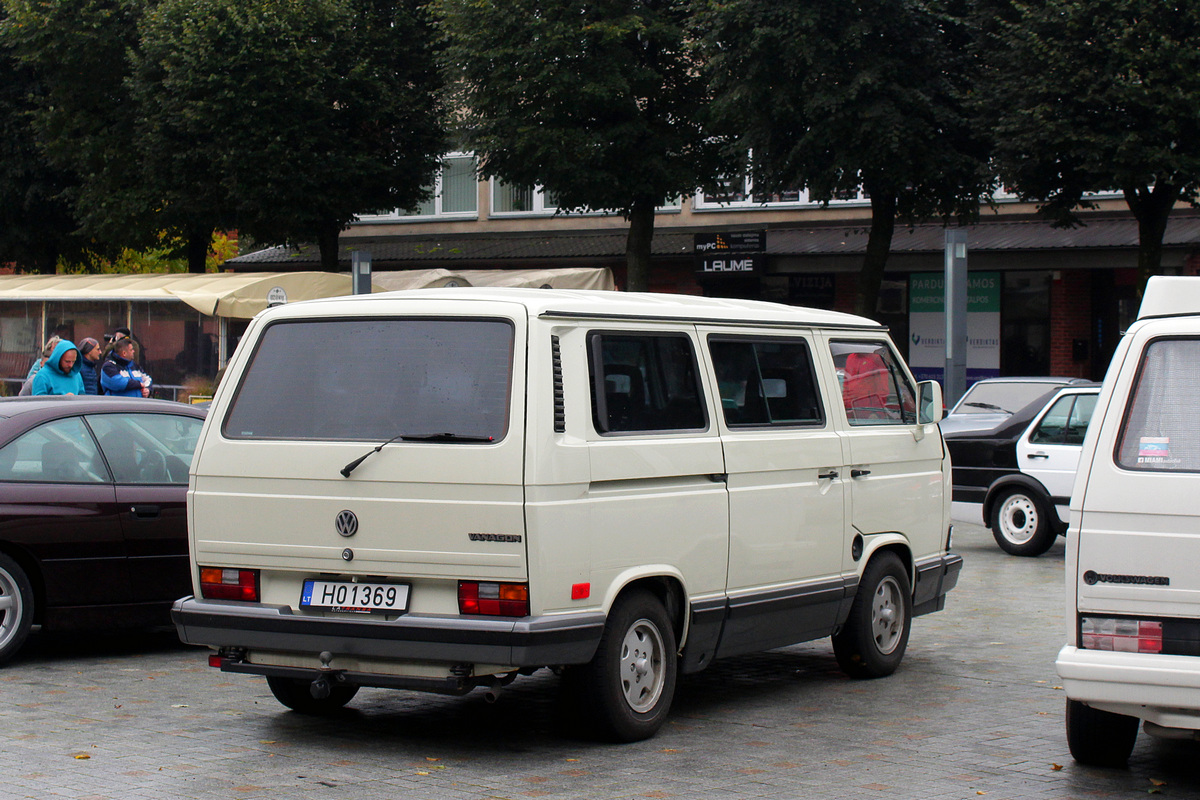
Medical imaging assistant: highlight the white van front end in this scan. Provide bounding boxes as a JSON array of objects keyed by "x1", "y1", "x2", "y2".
[{"x1": 1058, "y1": 277, "x2": 1200, "y2": 764}]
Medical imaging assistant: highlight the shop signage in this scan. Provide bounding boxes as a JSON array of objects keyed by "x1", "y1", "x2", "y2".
[
  {"x1": 695, "y1": 230, "x2": 765, "y2": 277},
  {"x1": 908, "y1": 272, "x2": 1001, "y2": 383}
]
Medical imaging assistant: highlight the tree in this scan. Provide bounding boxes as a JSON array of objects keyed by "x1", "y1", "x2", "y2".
[
  {"x1": 0, "y1": 18, "x2": 85, "y2": 273},
  {"x1": 979, "y1": 0, "x2": 1200, "y2": 295},
  {"x1": 1, "y1": 0, "x2": 164, "y2": 263},
  {"x1": 700, "y1": 0, "x2": 992, "y2": 317},
  {"x1": 437, "y1": 0, "x2": 727, "y2": 292},
  {"x1": 130, "y1": 0, "x2": 446, "y2": 270}
]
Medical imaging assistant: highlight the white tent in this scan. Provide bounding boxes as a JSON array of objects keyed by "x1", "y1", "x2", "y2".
[{"x1": 370, "y1": 267, "x2": 615, "y2": 292}]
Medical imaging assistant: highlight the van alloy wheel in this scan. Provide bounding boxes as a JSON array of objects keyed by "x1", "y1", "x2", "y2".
[
  {"x1": 568, "y1": 588, "x2": 677, "y2": 742},
  {"x1": 833, "y1": 552, "x2": 911, "y2": 679},
  {"x1": 991, "y1": 489, "x2": 1056, "y2": 557}
]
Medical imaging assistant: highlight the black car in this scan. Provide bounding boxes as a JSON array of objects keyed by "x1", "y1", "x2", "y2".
[
  {"x1": 0, "y1": 396, "x2": 206, "y2": 662},
  {"x1": 944, "y1": 383, "x2": 1100, "y2": 556}
]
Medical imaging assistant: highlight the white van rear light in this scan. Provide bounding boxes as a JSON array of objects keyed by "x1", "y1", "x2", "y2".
[
  {"x1": 1081, "y1": 617, "x2": 1163, "y2": 654},
  {"x1": 199, "y1": 567, "x2": 260, "y2": 602},
  {"x1": 458, "y1": 581, "x2": 529, "y2": 616}
]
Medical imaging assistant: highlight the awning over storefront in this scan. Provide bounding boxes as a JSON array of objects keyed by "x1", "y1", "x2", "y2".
[
  {"x1": 0, "y1": 272, "x2": 355, "y2": 319},
  {"x1": 371, "y1": 267, "x2": 615, "y2": 291}
]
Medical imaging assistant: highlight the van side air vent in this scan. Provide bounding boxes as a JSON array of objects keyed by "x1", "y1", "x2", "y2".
[{"x1": 552, "y1": 336, "x2": 566, "y2": 432}]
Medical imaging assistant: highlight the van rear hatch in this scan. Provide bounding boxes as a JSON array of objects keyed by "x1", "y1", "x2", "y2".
[
  {"x1": 189, "y1": 311, "x2": 527, "y2": 615},
  {"x1": 1075, "y1": 333, "x2": 1200, "y2": 620}
]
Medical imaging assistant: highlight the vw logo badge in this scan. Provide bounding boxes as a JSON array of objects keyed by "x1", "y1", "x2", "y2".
[{"x1": 335, "y1": 510, "x2": 359, "y2": 538}]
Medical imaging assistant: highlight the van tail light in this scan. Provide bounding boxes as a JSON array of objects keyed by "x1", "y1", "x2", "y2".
[
  {"x1": 458, "y1": 581, "x2": 529, "y2": 617},
  {"x1": 1081, "y1": 617, "x2": 1163, "y2": 654},
  {"x1": 199, "y1": 567, "x2": 260, "y2": 602}
]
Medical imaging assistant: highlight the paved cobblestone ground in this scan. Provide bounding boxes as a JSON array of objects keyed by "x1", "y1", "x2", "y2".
[{"x1": 3, "y1": 522, "x2": 1200, "y2": 800}]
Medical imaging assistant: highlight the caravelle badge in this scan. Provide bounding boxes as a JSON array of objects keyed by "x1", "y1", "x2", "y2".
[{"x1": 335, "y1": 510, "x2": 359, "y2": 538}]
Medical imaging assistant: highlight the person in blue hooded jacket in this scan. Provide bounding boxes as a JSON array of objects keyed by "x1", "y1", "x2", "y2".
[{"x1": 31, "y1": 339, "x2": 85, "y2": 396}]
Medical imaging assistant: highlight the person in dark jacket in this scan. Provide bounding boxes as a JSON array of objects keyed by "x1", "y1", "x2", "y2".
[
  {"x1": 101, "y1": 337, "x2": 152, "y2": 397},
  {"x1": 77, "y1": 337, "x2": 102, "y2": 395}
]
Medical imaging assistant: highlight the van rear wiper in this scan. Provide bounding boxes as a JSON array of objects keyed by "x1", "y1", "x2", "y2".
[
  {"x1": 340, "y1": 432, "x2": 495, "y2": 478},
  {"x1": 961, "y1": 401, "x2": 1010, "y2": 413}
]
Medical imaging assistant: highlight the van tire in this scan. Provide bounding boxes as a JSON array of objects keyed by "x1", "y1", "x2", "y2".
[
  {"x1": 991, "y1": 489, "x2": 1056, "y2": 557},
  {"x1": 572, "y1": 589, "x2": 677, "y2": 742},
  {"x1": 266, "y1": 676, "x2": 359, "y2": 715},
  {"x1": 833, "y1": 552, "x2": 911, "y2": 679},
  {"x1": 0, "y1": 553, "x2": 34, "y2": 665},
  {"x1": 1066, "y1": 699, "x2": 1138, "y2": 767}
]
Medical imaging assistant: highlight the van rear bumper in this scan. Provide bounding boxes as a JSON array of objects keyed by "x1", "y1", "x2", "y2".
[
  {"x1": 172, "y1": 596, "x2": 605, "y2": 668},
  {"x1": 1057, "y1": 645, "x2": 1200, "y2": 729}
]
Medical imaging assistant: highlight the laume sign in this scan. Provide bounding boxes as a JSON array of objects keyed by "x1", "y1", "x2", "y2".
[{"x1": 695, "y1": 230, "x2": 765, "y2": 277}]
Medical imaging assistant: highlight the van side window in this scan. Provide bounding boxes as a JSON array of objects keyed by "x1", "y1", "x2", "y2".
[
  {"x1": 589, "y1": 332, "x2": 706, "y2": 433},
  {"x1": 708, "y1": 336, "x2": 824, "y2": 426},
  {"x1": 1117, "y1": 338, "x2": 1200, "y2": 471},
  {"x1": 829, "y1": 340, "x2": 916, "y2": 425}
]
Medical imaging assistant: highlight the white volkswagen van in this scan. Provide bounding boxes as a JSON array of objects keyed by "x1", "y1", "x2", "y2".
[
  {"x1": 1058, "y1": 276, "x2": 1200, "y2": 765},
  {"x1": 173, "y1": 288, "x2": 961, "y2": 741}
]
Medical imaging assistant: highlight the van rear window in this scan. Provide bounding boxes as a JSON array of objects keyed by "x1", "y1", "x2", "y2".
[
  {"x1": 1117, "y1": 337, "x2": 1200, "y2": 472},
  {"x1": 223, "y1": 318, "x2": 514, "y2": 442}
]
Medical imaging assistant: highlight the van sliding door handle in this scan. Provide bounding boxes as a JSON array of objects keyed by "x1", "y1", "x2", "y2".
[
  {"x1": 850, "y1": 469, "x2": 871, "y2": 478},
  {"x1": 818, "y1": 470, "x2": 839, "y2": 480},
  {"x1": 709, "y1": 473, "x2": 728, "y2": 483}
]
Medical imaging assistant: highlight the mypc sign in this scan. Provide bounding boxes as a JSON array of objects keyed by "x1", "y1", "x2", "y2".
[{"x1": 695, "y1": 231, "x2": 765, "y2": 277}]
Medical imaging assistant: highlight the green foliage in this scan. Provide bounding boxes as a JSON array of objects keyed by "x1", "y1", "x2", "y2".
[
  {"x1": 981, "y1": 0, "x2": 1200, "y2": 219},
  {"x1": 2, "y1": 0, "x2": 158, "y2": 249},
  {"x1": 129, "y1": 0, "x2": 445, "y2": 267},
  {"x1": 2, "y1": 0, "x2": 443, "y2": 273},
  {"x1": 699, "y1": 0, "x2": 992, "y2": 315},
  {"x1": 437, "y1": 0, "x2": 727, "y2": 289},
  {"x1": 700, "y1": 0, "x2": 990, "y2": 220},
  {"x1": 439, "y1": 0, "x2": 723, "y2": 215},
  {"x1": 56, "y1": 230, "x2": 236, "y2": 274},
  {"x1": 0, "y1": 12, "x2": 84, "y2": 273}
]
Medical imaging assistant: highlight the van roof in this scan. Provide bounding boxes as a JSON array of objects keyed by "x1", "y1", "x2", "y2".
[
  {"x1": 1138, "y1": 276, "x2": 1200, "y2": 320},
  {"x1": 267, "y1": 287, "x2": 884, "y2": 330}
]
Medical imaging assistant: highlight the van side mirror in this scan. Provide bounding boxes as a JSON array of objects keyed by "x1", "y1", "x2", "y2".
[{"x1": 917, "y1": 381, "x2": 944, "y2": 425}]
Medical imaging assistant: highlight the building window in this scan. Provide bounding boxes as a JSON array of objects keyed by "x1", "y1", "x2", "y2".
[
  {"x1": 355, "y1": 153, "x2": 478, "y2": 221},
  {"x1": 491, "y1": 181, "x2": 559, "y2": 215},
  {"x1": 694, "y1": 175, "x2": 866, "y2": 211}
]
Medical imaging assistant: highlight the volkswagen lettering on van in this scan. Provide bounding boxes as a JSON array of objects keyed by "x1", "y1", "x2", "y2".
[
  {"x1": 172, "y1": 288, "x2": 961, "y2": 742},
  {"x1": 1058, "y1": 277, "x2": 1200, "y2": 766}
]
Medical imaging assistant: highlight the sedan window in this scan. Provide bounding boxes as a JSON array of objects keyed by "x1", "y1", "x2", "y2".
[
  {"x1": 87, "y1": 414, "x2": 203, "y2": 484},
  {"x1": 0, "y1": 417, "x2": 110, "y2": 483}
]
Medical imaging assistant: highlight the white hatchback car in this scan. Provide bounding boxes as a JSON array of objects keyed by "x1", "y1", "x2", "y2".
[{"x1": 945, "y1": 384, "x2": 1100, "y2": 556}]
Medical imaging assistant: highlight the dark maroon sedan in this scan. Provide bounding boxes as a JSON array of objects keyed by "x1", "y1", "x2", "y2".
[{"x1": 0, "y1": 396, "x2": 206, "y2": 663}]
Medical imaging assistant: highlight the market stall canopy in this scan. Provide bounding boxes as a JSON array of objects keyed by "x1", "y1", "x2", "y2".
[
  {"x1": 0, "y1": 272, "x2": 355, "y2": 319},
  {"x1": 368, "y1": 267, "x2": 615, "y2": 292}
]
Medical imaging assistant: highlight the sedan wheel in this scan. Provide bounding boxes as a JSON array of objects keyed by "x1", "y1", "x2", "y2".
[
  {"x1": 991, "y1": 489, "x2": 1057, "y2": 557},
  {"x1": 0, "y1": 553, "x2": 34, "y2": 665}
]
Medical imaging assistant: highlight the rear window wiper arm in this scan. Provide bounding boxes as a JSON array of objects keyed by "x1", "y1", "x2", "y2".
[
  {"x1": 340, "y1": 432, "x2": 495, "y2": 478},
  {"x1": 960, "y1": 401, "x2": 1011, "y2": 413}
]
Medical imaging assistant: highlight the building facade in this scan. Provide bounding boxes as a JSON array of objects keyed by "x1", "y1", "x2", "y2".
[{"x1": 227, "y1": 156, "x2": 1200, "y2": 383}]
